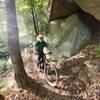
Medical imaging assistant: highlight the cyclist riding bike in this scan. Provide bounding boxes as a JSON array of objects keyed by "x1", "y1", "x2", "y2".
[
  {"x1": 33, "y1": 34, "x2": 51, "y2": 69},
  {"x1": 33, "y1": 34, "x2": 58, "y2": 86}
]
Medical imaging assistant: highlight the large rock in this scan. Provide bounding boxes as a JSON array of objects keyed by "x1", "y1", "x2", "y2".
[
  {"x1": 47, "y1": 13, "x2": 91, "y2": 59},
  {"x1": 49, "y1": 0, "x2": 79, "y2": 22},
  {"x1": 74, "y1": 0, "x2": 100, "y2": 21}
]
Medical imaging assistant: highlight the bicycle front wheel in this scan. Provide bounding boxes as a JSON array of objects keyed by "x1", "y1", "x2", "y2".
[{"x1": 44, "y1": 63, "x2": 59, "y2": 86}]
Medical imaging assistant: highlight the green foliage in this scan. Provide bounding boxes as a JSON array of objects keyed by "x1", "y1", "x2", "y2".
[
  {"x1": 86, "y1": 44, "x2": 97, "y2": 49},
  {"x1": 91, "y1": 45, "x2": 100, "y2": 58},
  {"x1": 0, "y1": 60, "x2": 6, "y2": 71},
  {"x1": 34, "y1": 0, "x2": 48, "y2": 33},
  {"x1": 0, "y1": 31, "x2": 7, "y2": 42},
  {"x1": 16, "y1": 0, "x2": 48, "y2": 33},
  {"x1": 0, "y1": 9, "x2": 7, "y2": 41},
  {"x1": 16, "y1": 0, "x2": 31, "y2": 14},
  {"x1": 0, "y1": 80, "x2": 8, "y2": 93},
  {"x1": 0, "y1": 81, "x2": 6, "y2": 89},
  {"x1": 86, "y1": 44, "x2": 100, "y2": 58},
  {"x1": 16, "y1": 0, "x2": 33, "y2": 30},
  {"x1": 33, "y1": 0, "x2": 48, "y2": 13}
]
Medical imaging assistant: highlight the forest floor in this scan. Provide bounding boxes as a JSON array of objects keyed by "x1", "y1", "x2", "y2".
[{"x1": 0, "y1": 44, "x2": 100, "y2": 100}]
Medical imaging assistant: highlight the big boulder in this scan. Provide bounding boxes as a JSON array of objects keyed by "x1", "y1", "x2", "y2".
[
  {"x1": 49, "y1": 0, "x2": 79, "y2": 21},
  {"x1": 47, "y1": 13, "x2": 91, "y2": 59}
]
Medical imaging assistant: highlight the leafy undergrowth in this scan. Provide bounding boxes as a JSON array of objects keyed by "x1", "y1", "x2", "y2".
[
  {"x1": 0, "y1": 44, "x2": 100, "y2": 100},
  {"x1": 89, "y1": 44, "x2": 100, "y2": 58},
  {"x1": 0, "y1": 60, "x2": 6, "y2": 71}
]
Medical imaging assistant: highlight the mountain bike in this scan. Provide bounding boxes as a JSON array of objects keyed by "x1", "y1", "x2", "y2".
[{"x1": 35, "y1": 53, "x2": 59, "y2": 86}]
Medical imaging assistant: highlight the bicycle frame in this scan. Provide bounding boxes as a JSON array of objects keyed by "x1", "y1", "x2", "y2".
[
  {"x1": 37, "y1": 53, "x2": 50, "y2": 66},
  {"x1": 36, "y1": 53, "x2": 59, "y2": 86}
]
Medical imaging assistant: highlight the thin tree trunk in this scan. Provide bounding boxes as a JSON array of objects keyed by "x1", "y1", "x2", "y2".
[{"x1": 30, "y1": 0, "x2": 39, "y2": 35}]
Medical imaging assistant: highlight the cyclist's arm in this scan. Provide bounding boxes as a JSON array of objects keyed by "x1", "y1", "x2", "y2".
[{"x1": 43, "y1": 42, "x2": 52, "y2": 54}]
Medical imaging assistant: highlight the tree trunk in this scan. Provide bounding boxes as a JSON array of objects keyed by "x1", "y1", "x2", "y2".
[
  {"x1": 6, "y1": 0, "x2": 31, "y2": 88},
  {"x1": 29, "y1": 0, "x2": 39, "y2": 35}
]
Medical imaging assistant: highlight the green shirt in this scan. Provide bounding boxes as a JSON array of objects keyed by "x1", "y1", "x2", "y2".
[{"x1": 34, "y1": 40, "x2": 48, "y2": 53}]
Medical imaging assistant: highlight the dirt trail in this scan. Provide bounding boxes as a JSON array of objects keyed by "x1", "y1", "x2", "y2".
[{"x1": 0, "y1": 48, "x2": 100, "y2": 100}]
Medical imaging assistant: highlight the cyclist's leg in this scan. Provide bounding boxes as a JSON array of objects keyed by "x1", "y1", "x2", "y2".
[
  {"x1": 35, "y1": 53, "x2": 42, "y2": 72},
  {"x1": 36, "y1": 53, "x2": 43, "y2": 67},
  {"x1": 41, "y1": 55, "x2": 45, "y2": 69},
  {"x1": 39, "y1": 53, "x2": 45, "y2": 69},
  {"x1": 37, "y1": 54, "x2": 41, "y2": 67}
]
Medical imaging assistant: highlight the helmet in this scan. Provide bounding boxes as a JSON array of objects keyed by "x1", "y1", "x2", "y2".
[{"x1": 37, "y1": 34, "x2": 44, "y2": 40}]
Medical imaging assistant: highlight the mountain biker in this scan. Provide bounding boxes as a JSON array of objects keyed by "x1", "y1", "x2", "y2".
[{"x1": 33, "y1": 34, "x2": 50, "y2": 68}]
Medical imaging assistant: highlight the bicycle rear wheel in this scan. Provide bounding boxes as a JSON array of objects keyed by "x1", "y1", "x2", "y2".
[{"x1": 44, "y1": 63, "x2": 59, "y2": 86}]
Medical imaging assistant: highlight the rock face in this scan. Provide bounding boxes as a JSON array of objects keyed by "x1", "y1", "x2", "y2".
[
  {"x1": 74, "y1": 0, "x2": 100, "y2": 21},
  {"x1": 49, "y1": 0, "x2": 79, "y2": 22},
  {"x1": 46, "y1": 0, "x2": 100, "y2": 59},
  {"x1": 47, "y1": 13, "x2": 90, "y2": 59}
]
